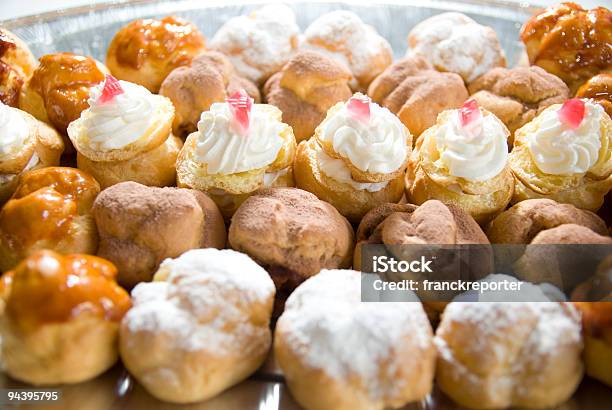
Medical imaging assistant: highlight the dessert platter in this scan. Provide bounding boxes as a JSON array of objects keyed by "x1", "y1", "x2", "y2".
[{"x1": 0, "y1": 0, "x2": 611, "y2": 409}]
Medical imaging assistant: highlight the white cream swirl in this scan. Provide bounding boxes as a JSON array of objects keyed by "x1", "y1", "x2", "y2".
[
  {"x1": 0, "y1": 102, "x2": 29, "y2": 160},
  {"x1": 527, "y1": 101, "x2": 604, "y2": 175},
  {"x1": 435, "y1": 110, "x2": 509, "y2": 181},
  {"x1": 195, "y1": 103, "x2": 284, "y2": 174},
  {"x1": 318, "y1": 97, "x2": 408, "y2": 174},
  {"x1": 82, "y1": 80, "x2": 156, "y2": 151}
]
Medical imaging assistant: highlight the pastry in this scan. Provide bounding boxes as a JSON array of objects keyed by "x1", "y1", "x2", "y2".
[
  {"x1": 0, "y1": 101, "x2": 64, "y2": 204},
  {"x1": 0, "y1": 167, "x2": 100, "y2": 272},
  {"x1": 106, "y1": 16, "x2": 206, "y2": 93},
  {"x1": 520, "y1": 3, "x2": 611, "y2": 93},
  {"x1": 0, "y1": 250, "x2": 130, "y2": 385},
  {"x1": 92, "y1": 181, "x2": 226, "y2": 288},
  {"x1": 176, "y1": 89, "x2": 296, "y2": 218},
  {"x1": 468, "y1": 66, "x2": 570, "y2": 144},
  {"x1": 68, "y1": 75, "x2": 181, "y2": 189},
  {"x1": 19, "y1": 52, "x2": 109, "y2": 137},
  {"x1": 406, "y1": 100, "x2": 513, "y2": 224},
  {"x1": 228, "y1": 187, "x2": 354, "y2": 312},
  {"x1": 119, "y1": 248, "x2": 275, "y2": 403},
  {"x1": 509, "y1": 98, "x2": 612, "y2": 211},
  {"x1": 263, "y1": 51, "x2": 352, "y2": 142},
  {"x1": 576, "y1": 73, "x2": 612, "y2": 117},
  {"x1": 436, "y1": 301, "x2": 583, "y2": 409},
  {"x1": 302, "y1": 10, "x2": 393, "y2": 91},
  {"x1": 210, "y1": 4, "x2": 300, "y2": 85},
  {"x1": 407, "y1": 12, "x2": 506, "y2": 83},
  {"x1": 368, "y1": 55, "x2": 468, "y2": 137},
  {"x1": 159, "y1": 51, "x2": 260, "y2": 137},
  {"x1": 0, "y1": 29, "x2": 37, "y2": 107},
  {"x1": 294, "y1": 94, "x2": 411, "y2": 223},
  {"x1": 275, "y1": 269, "x2": 435, "y2": 410}
]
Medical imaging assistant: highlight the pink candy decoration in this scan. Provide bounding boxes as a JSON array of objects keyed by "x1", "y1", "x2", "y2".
[
  {"x1": 558, "y1": 98, "x2": 586, "y2": 129},
  {"x1": 226, "y1": 89, "x2": 253, "y2": 136},
  {"x1": 98, "y1": 75, "x2": 124, "y2": 103},
  {"x1": 459, "y1": 99, "x2": 481, "y2": 128},
  {"x1": 347, "y1": 94, "x2": 371, "y2": 123}
]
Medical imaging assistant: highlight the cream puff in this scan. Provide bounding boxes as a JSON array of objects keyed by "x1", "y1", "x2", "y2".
[
  {"x1": 509, "y1": 98, "x2": 612, "y2": 211},
  {"x1": 210, "y1": 4, "x2": 300, "y2": 85},
  {"x1": 176, "y1": 89, "x2": 296, "y2": 218},
  {"x1": 92, "y1": 181, "x2": 226, "y2": 288},
  {"x1": 406, "y1": 100, "x2": 513, "y2": 224},
  {"x1": 106, "y1": 16, "x2": 206, "y2": 93},
  {"x1": 0, "y1": 29, "x2": 37, "y2": 107},
  {"x1": 407, "y1": 12, "x2": 506, "y2": 84},
  {"x1": 0, "y1": 250, "x2": 130, "y2": 385},
  {"x1": 302, "y1": 10, "x2": 392, "y2": 91},
  {"x1": 577, "y1": 73, "x2": 612, "y2": 118},
  {"x1": 520, "y1": 3, "x2": 611, "y2": 93},
  {"x1": 0, "y1": 101, "x2": 64, "y2": 204},
  {"x1": 275, "y1": 269, "x2": 435, "y2": 410},
  {"x1": 19, "y1": 52, "x2": 109, "y2": 136},
  {"x1": 368, "y1": 55, "x2": 468, "y2": 138},
  {"x1": 159, "y1": 51, "x2": 260, "y2": 137},
  {"x1": 68, "y1": 75, "x2": 181, "y2": 189},
  {"x1": 119, "y1": 248, "x2": 275, "y2": 403},
  {"x1": 0, "y1": 167, "x2": 100, "y2": 272},
  {"x1": 295, "y1": 94, "x2": 411, "y2": 223},
  {"x1": 264, "y1": 51, "x2": 352, "y2": 142},
  {"x1": 436, "y1": 302, "x2": 583, "y2": 409}
]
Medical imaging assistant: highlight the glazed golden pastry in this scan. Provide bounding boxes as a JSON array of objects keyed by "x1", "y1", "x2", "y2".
[
  {"x1": 576, "y1": 73, "x2": 612, "y2": 117},
  {"x1": 19, "y1": 52, "x2": 108, "y2": 137},
  {"x1": 0, "y1": 167, "x2": 100, "y2": 272},
  {"x1": 106, "y1": 16, "x2": 206, "y2": 93},
  {"x1": 521, "y1": 3, "x2": 611, "y2": 93},
  {"x1": 0, "y1": 29, "x2": 37, "y2": 107},
  {"x1": 120, "y1": 248, "x2": 275, "y2": 403},
  {"x1": 68, "y1": 75, "x2": 181, "y2": 189},
  {"x1": 368, "y1": 55, "x2": 468, "y2": 138},
  {"x1": 0, "y1": 102, "x2": 64, "y2": 204},
  {"x1": 509, "y1": 98, "x2": 612, "y2": 211},
  {"x1": 176, "y1": 90, "x2": 296, "y2": 218},
  {"x1": 92, "y1": 181, "x2": 226, "y2": 288},
  {"x1": 406, "y1": 100, "x2": 513, "y2": 224},
  {"x1": 302, "y1": 10, "x2": 392, "y2": 91},
  {"x1": 295, "y1": 94, "x2": 411, "y2": 223},
  {"x1": 0, "y1": 250, "x2": 130, "y2": 385},
  {"x1": 210, "y1": 4, "x2": 300, "y2": 85},
  {"x1": 264, "y1": 51, "x2": 352, "y2": 142},
  {"x1": 469, "y1": 66, "x2": 570, "y2": 144},
  {"x1": 159, "y1": 51, "x2": 260, "y2": 137},
  {"x1": 275, "y1": 269, "x2": 435, "y2": 410},
  {"x1": 407, "y1": 12, "x2": 506, "y2": 84}
]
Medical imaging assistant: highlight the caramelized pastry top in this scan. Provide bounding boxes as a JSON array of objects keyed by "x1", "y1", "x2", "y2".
[
  {"x1": 1, "y1": 250, "x2": 131, "y2": 333},
  {"x1": 576, "y1": 73, "x2": 612, "y2": 117},
  {"x1": 0, "y1": 29, "x2": 36, "y2": 107}
]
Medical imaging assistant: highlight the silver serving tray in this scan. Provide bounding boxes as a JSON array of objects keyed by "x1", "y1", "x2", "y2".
[{"x1": 1, "y1": 1, "x2": 611, "y2": 409}]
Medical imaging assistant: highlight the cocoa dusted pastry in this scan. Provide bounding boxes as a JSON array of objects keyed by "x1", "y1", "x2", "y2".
[
  {"x1": 576, "y1": 73, "x2": 612, "y2": 117},
  {"x1": 0, "y1": 29, "x2": 37, "y2": 107}
]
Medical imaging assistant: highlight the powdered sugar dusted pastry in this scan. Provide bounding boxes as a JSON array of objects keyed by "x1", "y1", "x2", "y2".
[
  {"x1": 303, "y1": 11, "x2": 393, "y2": 91},
  {"x1": 509, "y1": 98, "x2": 612, "y2": 211},
  {"x1": 0, "y1": 29, "x2": 37, "y2": 107},
  {"x1": 275, "y1": 269, "x2": 435, "y2": 410},
  {"x1": 407, "y1": 12, "x2": 506, "y2": 83},
  {"x1": 68, "y1": 75, "x2": 181, "y2": 189},
  {"x1": 106, "y1": 16, "x2": 206, "y2": 93},
  {"x1": 436, "y1": 302, "x2": 583, "y2": 409},
  {"x1": 120, "y1": 248, "x2": 275, "y2": 403},
  {"x1": 210, "y1": 4, "x2": 300, "y2": 85},
  {"x1": 176, "y1": 90, "x2": 296, "y2": 217},
  {"x1": 406, "y1": 100, "x2": 513, "y2": 224}
]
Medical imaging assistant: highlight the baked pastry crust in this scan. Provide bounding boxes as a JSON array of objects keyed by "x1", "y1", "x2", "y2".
[
  {"x1": 520, "y1": 2, "x2": 612, "y2": 93},
  {"x1": 368, "y1": 56, "x2": 468, "y2": 137},
  {"x1": 264, "y1": 51, "x2": 352, "y2": 142},
  {"x1": 0, "y1": 250, "x2": 130, "y2": 385},
  {"x1": 576, "y1": 73, "x2": 612, "y2": 117},
  {"x1": 0, "y1": 29, "x2": 37, "y2": 107},
  {"x1": 106, "y1": 16, "x2": 206, "y2": 93}
]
